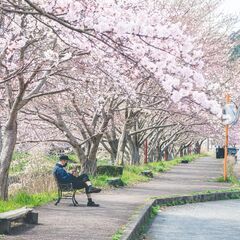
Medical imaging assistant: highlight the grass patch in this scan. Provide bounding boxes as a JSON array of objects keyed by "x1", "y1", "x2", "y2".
[
  {"x1": 150, "y1": 205, "x2": 159, "y2": 218},
  {"x1": 216, "y1": 176, "x2": 231, "y2": 183},
  {"x1": 92, "y1": 154, "x2": 204, "y2": 189},
  {"x1": 216, "y1": 175, "x2": 240, "y2": 186},
  {"x1": 0, "y1": 192, "x2": 56, "y2": 213},
  {"x1": 121, "y1": 165, "x2": 149, "y2": 185},
  {"x1": 119, "y1": 154, "x2": 204, "y2": 176},
  {"x1": 91, "y1": 175, "x2": 110, "y2": 188},
  {"x1": 146, "y1": 154, "x2": 204, "y2": 173},
  {"x1": 112, "y1": 227, "x2": 125, "y2": 240},
  {"x1": 215, "y1": 159, "x2": 240, "y2": 187}
]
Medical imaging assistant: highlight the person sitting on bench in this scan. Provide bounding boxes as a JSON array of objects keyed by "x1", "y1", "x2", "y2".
[{"x1": 53, "y1": 155, "x2": 101, "y2": 207}]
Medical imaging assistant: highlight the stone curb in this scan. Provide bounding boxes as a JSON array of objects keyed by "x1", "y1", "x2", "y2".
[{"x1": 120, "y1": 191, "x2": 240, "y2": 240}]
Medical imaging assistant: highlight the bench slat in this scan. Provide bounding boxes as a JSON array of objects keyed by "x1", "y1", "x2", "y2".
[{"x1": 0, "y1": 207, "x2": 32, "y2": 221}]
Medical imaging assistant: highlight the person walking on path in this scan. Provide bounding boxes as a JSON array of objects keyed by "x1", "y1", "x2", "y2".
[{"x1": 53, "y1": 155, "x2": 101, "y2": 207}]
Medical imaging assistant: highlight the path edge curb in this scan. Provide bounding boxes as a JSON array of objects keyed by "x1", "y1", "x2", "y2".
[{"x1": 120, "y1": 190, "x2": 240, "y2": 240}]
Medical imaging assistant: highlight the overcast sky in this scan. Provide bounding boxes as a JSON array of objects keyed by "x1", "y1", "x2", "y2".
[
  {"x1": 220, "y1": 0, "x2": 240, "y2": 14},
  {"x1": 217, "y1": 0, "x2": 240, "y2": 30}
]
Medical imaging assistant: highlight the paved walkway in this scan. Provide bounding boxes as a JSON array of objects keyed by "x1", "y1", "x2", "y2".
[
  {"x1": 4, "y1": 157, "x2": 230, "y2": 240},
  {"x1": 146, "y1": 199, "x2": 240, "y2": 240}
]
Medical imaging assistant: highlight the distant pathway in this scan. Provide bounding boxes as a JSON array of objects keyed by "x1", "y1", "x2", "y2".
[
  {"x1": 146, "y1": 200, "x2": 240, "y2": 240},
  {"x1": 4, "y1": 157, "x2": 230, "y2": 240}
]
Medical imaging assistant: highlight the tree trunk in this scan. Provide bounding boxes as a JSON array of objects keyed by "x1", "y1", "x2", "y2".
[
  {"x1": 116, "y1": 123, "x2": 128, "y2": 166},
  {"x1": 194, "y1": 142, "x2": 201, "y2": 154},
  {"x1": 144, "y1": 140, "x2": 148, "y2": 164},
  {"x1": 164, "y1": 146, "x2": 169, "y2": 161},
  {"x1": 109, "y1": 139, "x2": 118, "y2": 164},
  {"x1": 124, "y1": 148, "x2": 131, "y2": 164},
  {"x1": 81, "y1": 158, "x2": 97, "y2": 175},
  {"x1": 183, "y1": 148, "x2": 187, "y2": 156},
  {"x1": 130, "y1": 148, "x2": 140, "y2": 165},
  {"x1": 207, "y1": 138, "x2": 210, "y2": 152},
  {"x1": 188, "y1": 145, "x2": 192, "y2": 155},
  {"x1": 108, "y1": 117, "x2": 118, "y2": 164},
  {"x1": 127, "y1": 133, "x2": 140, "y2": 165},
  {"x1": 197, "y1": 140, "x2": 204, "y2": 154},
  {"x1": 0, "y1": 120, "x2": 17, "y2": 200},
  {"x1": 73, "y1": 144, "x2": 87, "y2": 165},
  {"x1": 180, "y1": 148, "x2": 183, "y2": 157},
  {"x1": 0, "y1": 124, "x2": 2, "y2": 153},
  {"x1": 101, "y1": 139, "x2": 118, "y2": 165},
  {"x1": 129, "y1": 141, "x2": 140, "y2": 165},
  {"x1": 156, "y1": 146, "x2": 162, "y2": 161},
  {"x1": 115, "y1": 108, "x2": 137, "y2": 166},
  {"x1": 81, "y1": 135, "x2": 102, "y2": 175},
  {"x1": 171, "y1": 146, "x2": 176, "y2": 159}
]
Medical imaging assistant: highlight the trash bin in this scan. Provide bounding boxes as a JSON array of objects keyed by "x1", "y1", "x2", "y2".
[
  {"x1": 228, "y1": 147, "x2": 237, "y2": 156},
  {"x1": 216, "y1": 147, "x2": 224, "y2": 158}
]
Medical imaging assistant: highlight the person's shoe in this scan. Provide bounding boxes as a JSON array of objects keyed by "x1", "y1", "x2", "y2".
[
  {"x1": 86, "y1": 186, "x2": 101, "y2": 194},
  {"x1": 87, "y1": 201, "x2": 100, "y2": 207}
]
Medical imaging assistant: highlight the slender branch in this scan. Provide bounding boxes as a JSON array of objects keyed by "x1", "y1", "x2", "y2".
[
  {"x1": 129, "y1": 123, "x2": 178, "y2": 136},
  {"x1": 24, "y1": 88, "x2": 69, "y2": 101},
  {"x1": 17, "y1": 139, "x2": 71, "y2": 144}
]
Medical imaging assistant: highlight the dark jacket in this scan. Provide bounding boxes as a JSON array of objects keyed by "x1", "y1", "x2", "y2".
[{"x1": 53, "y1": 163, "x2": 76, "y2": 183}]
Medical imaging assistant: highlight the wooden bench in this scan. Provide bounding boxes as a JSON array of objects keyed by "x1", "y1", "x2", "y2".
[
  {"x1": 54, "y1": 174, "x2": 78, "y2": 206},
  {"x1": 0, "y1": 207, "x2": 38, "y2": 234}
]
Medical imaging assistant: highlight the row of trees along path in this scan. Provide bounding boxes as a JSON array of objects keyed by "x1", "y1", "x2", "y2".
[{"x1": 0, "y1": 0, "x2": 239, "y2": 200}]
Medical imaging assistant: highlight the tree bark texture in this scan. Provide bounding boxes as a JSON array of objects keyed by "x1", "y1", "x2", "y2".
[{"x1": 0, "y1": 120, "x2": 17, "y2": 200}]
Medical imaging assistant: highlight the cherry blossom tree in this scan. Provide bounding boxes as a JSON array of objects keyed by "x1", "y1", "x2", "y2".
[
  {"x1": 0, "y1": 4, "x2": 89, "y2": 199},
  {"x1": 0, "y1": 0, "x2": 237, "y2": 199}
]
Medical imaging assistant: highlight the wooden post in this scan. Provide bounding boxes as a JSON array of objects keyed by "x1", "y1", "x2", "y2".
[
  {"x1": 224, "y1": 94, "x2": 230, "y2": 181},
  {"x1": 144, "y1": 139, "x2": 148, "y2": 164}
]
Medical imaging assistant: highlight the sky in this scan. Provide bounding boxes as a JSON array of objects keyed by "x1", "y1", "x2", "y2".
[
  {"x1": 218, "y1": 0, "x2": 240, "y2": 30},
  {"x1": 220, "y1": 0, "x2": 240, "y2": 14}
]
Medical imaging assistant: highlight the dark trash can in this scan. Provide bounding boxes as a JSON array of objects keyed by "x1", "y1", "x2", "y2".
[
  {"x1": 216, "y1": 148, "x2": 224, "y2": 159},
  {"x1": 228, "y1": 147, "x2": 237, "y2": 156}
]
